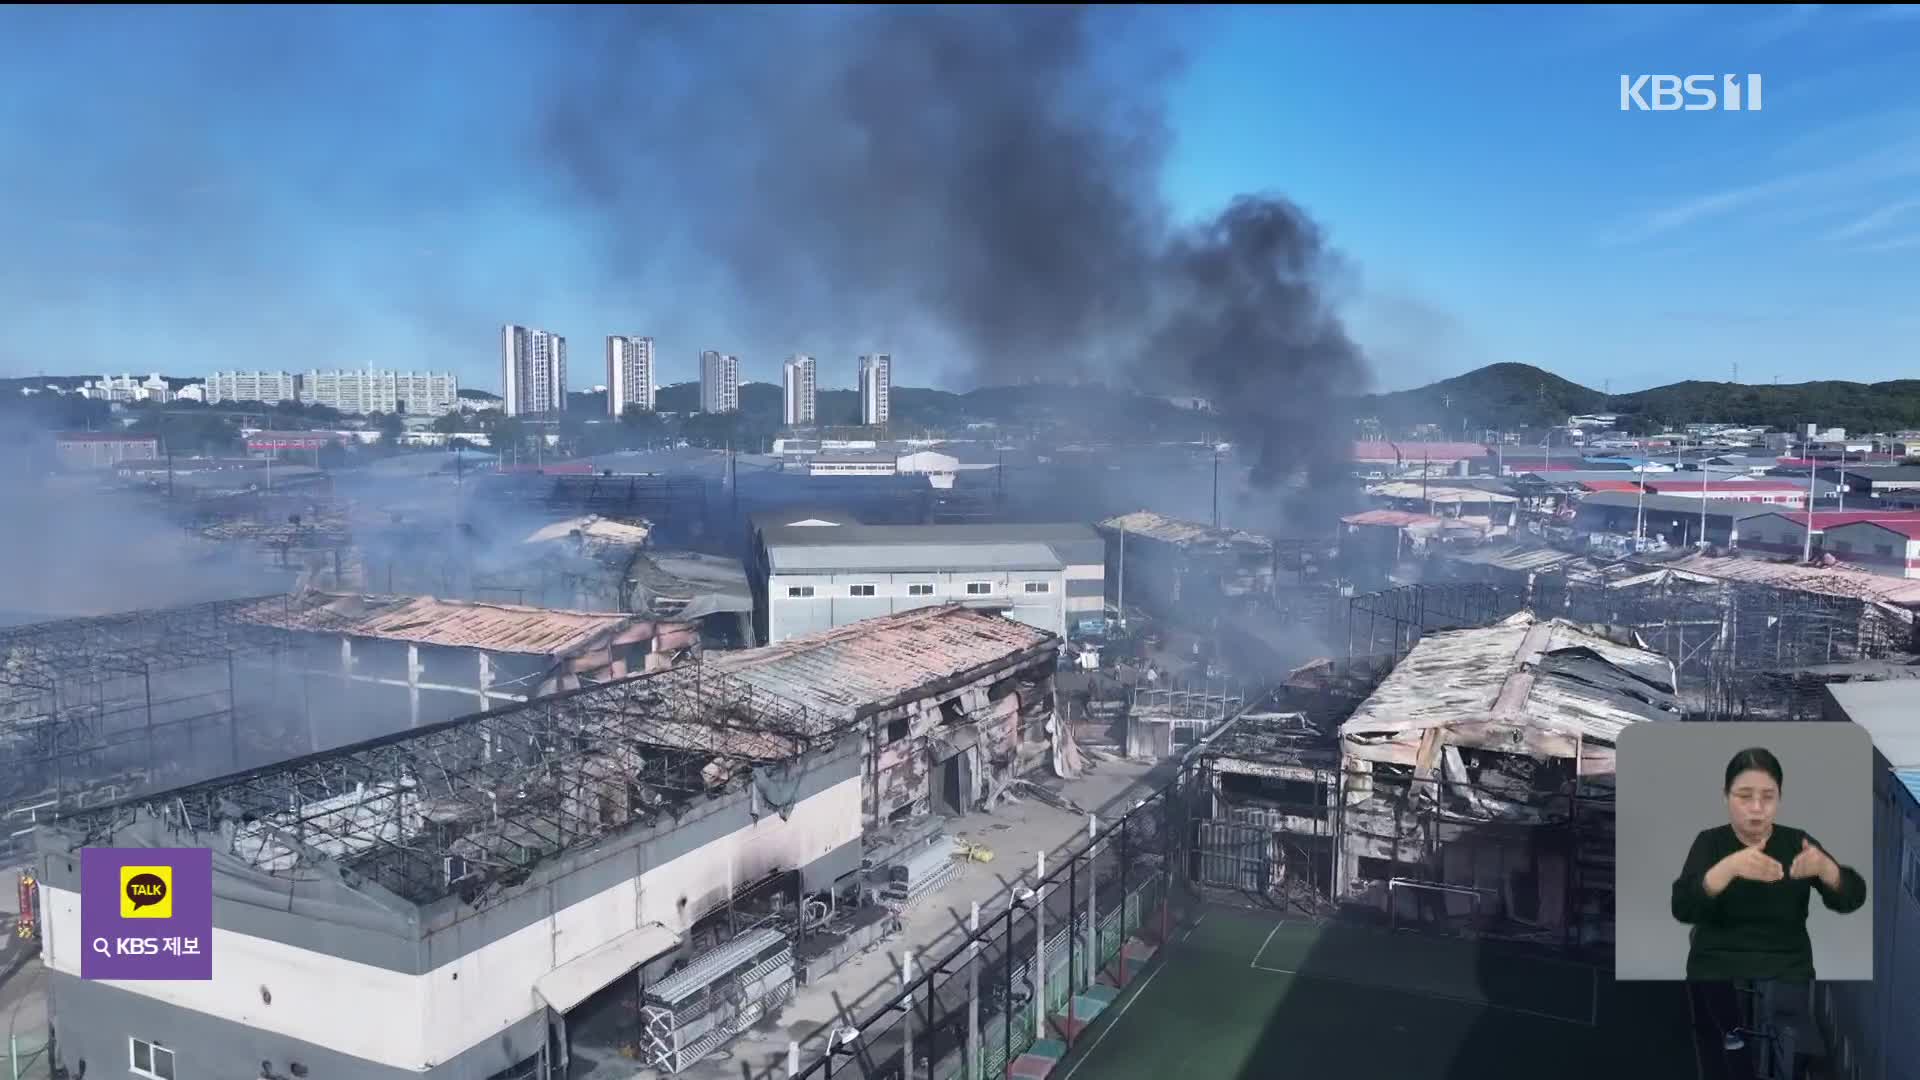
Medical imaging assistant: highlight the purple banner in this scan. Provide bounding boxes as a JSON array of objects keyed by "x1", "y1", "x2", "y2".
[{"x1": 80, "y1": 847, "x2": 213, "y2": 980}]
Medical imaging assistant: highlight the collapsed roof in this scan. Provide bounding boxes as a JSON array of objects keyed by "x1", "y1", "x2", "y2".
[{"x1": 1341, "y1": 612, "x2": 1681, "y2": 769}]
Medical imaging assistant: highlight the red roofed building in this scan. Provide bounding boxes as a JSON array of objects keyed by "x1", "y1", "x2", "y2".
[
  {"x1": 53, "y1": 431, "x2": 160, "y2": 470},
  {"x1": 245, "y1": 430, "x2": 344, "y2": 453},
  {"x1": 1642, "y1": 479, "x2": 1807, "y2": 507},
  {"x1": 1822, "y1": 518, "x2": 1920, "y2": 579},
  {"x1": 1350, "y1": 441, "x2": 1489, "y2": 467},
  {"x1": 1578, "y1": 479, "x2": 1644, "y2": 493},
  {"x1": 1740, "y1": 510, "x2": 1920, "y2": 558}
]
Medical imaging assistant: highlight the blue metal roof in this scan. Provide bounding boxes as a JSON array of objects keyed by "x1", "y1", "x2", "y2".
[{"x1": 1897, "y1": 769, "x2": 1920, "y2": 805}]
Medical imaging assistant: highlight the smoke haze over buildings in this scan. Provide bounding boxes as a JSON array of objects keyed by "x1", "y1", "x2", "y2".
[{"x1": 536, "y1": 4, "x2": 1371, "y2": 507}]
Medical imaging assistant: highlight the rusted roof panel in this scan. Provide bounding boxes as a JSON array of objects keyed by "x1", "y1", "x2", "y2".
[
  {"x1": 1651, "y1": 554, "x2": 1920, "y2": 607},
  {"x1": 234, "y1": 591, "x2": 640, "y2": 657},
  {"x1": 1367, "y1": 482, "x2": 1518, "y2": 504},
  {"x1": 710, "y1": 605, "x2": 1055, "y2": 723},
  {"x1": 1342, "y1": 509, "x2": 1444, "y2": 529},
  {"x1": 1340, "y1": 613, "x2": 1680, "y2": 750},
  {"x1": 1097, "y1": 510, "x2": 1273, "y2": 552}
]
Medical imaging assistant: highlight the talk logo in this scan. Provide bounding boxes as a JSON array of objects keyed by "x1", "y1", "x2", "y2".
[{"x1": 119, "y1": 865, "x2": 173, "y2": 920}]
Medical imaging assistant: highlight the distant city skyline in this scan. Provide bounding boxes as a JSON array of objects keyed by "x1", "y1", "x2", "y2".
[{"x1": 3, "y1": 8, "x2": 1914, "y2": 394}]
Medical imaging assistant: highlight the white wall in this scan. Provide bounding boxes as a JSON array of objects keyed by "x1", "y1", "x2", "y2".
[
  {"x1": 42, "y1": 773, "x2": 863, "y2": 1071},
  {"x1": 768, "y1": 571, "x2": 1066, "y2": 641}
]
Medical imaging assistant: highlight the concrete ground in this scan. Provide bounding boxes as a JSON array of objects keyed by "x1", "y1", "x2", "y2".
[
  {"x1": 0, "y1": 934, "x2": 50, "y2": 1080},
  {"x1": 633, "y1": 752, "x2": 1172, "y2": 1080}
]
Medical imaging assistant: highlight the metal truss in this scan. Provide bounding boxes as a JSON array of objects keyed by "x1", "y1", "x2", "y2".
[
  {"x1": 58, "y1": 663, "x2": 827, "y2": 907},
  {"x1": 0, "y1": 595, "x2": 307, "y2": 686}
]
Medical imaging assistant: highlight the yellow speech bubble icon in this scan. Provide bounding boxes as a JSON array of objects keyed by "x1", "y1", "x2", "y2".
[{"x1": 119, "y1": 865, "x2": 173, "y2": 920}]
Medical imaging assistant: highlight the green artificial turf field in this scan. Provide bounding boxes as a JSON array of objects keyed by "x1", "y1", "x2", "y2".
[{"x1": 1055, "y1": 906, "x2": 1698, "y2": 1080}]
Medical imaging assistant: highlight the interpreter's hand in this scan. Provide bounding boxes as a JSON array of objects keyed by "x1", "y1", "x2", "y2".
[
  {"x1": 1721, "y1": 844, "x2": 1786, "y2": 884},
  {"x1": 1790, "y1": 838, "x2": 1837, "y2": 884}
]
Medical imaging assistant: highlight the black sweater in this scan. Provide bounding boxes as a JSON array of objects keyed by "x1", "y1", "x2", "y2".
[{"x1": 1670, "y1": 823, "x2": 1868, "y2": 980}]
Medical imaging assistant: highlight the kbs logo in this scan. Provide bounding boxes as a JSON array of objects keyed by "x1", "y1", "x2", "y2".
[{"x1": 1620, "y1": 75, "x2": 1763, "y2": 112}]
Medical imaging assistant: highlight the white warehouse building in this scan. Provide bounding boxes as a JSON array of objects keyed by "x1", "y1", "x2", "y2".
[
  {"x1": 37, "y1": 664, "x2": 863, "y2": 1080},
  {"x1": 746, "y1": 513, "x2": 1105, "y2": 644}
]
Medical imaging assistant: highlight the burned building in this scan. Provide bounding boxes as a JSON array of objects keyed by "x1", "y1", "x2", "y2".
[
  {"x1": 628, "y1": 549, "x2": 756, "y2": 649},
  {"x1": 36, "y1": 663, "x2": 863, "y2": 1080},
  {"x1": 1192, "y1": 710, "x2": 1343, "y2": 904},
  {"x1": 710, "y1": 604, "x2": 1063, "y2": 827},
  {"x1": 0, "y1": 592, "x2": 701, "y2": 859},
  {"x1": 230, "y1": 590, "x2": 701, "y2": 735},
  {"x1": 1335, "y1": 613, "x2": 1681, "y2": 943},
  {"x1": 1097, "y1": 510, "x2": 1276, "y2": 617}
]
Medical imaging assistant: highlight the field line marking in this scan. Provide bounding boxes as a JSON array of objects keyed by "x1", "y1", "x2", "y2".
[
  {"x1": 1250, "y1": 921, "x2": 1282, "y2": 969},
  {"x1": 1249, "y1": 962, "x2": 1597, "y2": 1028}
]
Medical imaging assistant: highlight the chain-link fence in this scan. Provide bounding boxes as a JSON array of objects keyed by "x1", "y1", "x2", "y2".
[{"x1": 795, "y1": 776, "x2": 1195, "y2": 1079}]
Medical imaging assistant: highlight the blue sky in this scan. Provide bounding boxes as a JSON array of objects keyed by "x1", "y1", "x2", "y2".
[{"x1": 1, "y1": 5, "x2": 1916, "y2": 395}]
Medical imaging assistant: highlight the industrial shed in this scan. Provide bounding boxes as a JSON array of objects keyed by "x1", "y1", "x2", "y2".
[
  {"x1": 231, "y1": 590, "x2": 701, "y2": 735},
  {"x1": 1097, "y1": 510, "x2": 1277, "y2": 614},
  {"x1": 36, "y1": 663, "x2": 863, "y2": 1080},
  {"x1": 0, "y1": 592, "x2": 700, "y2": 862},
  {"x1": 748, "y1": 521, "x2": 1103, "y2": 643},
  {"x1": 1335, "y1": 613, "x2": 1682, "y2": 943},
  {"x1": 711, "y1": 604, "x2": 1063, "y2": 827}
]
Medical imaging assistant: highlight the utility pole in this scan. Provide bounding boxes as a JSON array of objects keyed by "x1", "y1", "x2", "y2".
[
  {"x1": 1804, "y1": 446, "x2": 1819, "y2": 563},
  {"x1": 1211, "y1": 446, "x2": 1221, "y2": 529},
  {"x1": 1699, "y1": 442, "x2": 1709, "y2": 549},
  {"x1": 1633, "y1": 462, "x2": 1648, "y2": 550}
]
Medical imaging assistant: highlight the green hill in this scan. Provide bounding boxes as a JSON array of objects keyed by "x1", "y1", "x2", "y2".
[{"x1": 1357, "y1": 363, "x2": 1920, "y2": 437}]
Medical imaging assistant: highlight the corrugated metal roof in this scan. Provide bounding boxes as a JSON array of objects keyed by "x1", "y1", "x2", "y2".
[
  {"x1": 1340, "y1": 613, "x2": 1680, "y2": 748},
  {"x1": 1351, "y1": 441, "x2": 1489, "y2": 462},
  {"x1": 768, "y1": 540, "x2": 1065, "y2": 574},
  {"x1": 761, "y1": 524, "x2": 1101, "y2": 570},
  {"x1": 1653, "y1": 554, "x2": 1920, "y2": 607},
  {"x1": 1747, "y1": 511, "x2": 1920, "y2": 531},
  {"x1": 1368, "y1": 482, "x2": 1518, "y2": 504},
  {"x1": 1830, "y1": 518, "x2": 1920, "y2": 540},
  {"x1": 710, "y1": 605, "x2": 1055, "y2": 721},
  {"x1": 1097, "y1": 510, "x2": 1273, "y2": 551},
  {"x1": 1897, "y1": 769, "x2": 1920, "y2": 804},
  {"x1": 1441, "y1": 545, "x2": 1583, "y2": 573},
  {"x1": 524, "y1": 515, "x2": 654, "y2": 545},
  {"x1": 1342, "y1": 509, "x2": 1444, "y2": 529},
  {"x1": 234, "y1": 591, "x2": 641, "y2": 656},
  {"x1": 1575, "y1": 491, "x2": 1785, "y2": 518}
]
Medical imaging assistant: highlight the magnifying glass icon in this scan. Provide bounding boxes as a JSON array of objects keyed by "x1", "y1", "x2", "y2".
[{"x1": 91, "y1": 937, "x2": 111, "y2": 957}]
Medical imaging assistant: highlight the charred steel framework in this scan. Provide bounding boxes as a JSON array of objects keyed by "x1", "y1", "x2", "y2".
[
  {"x1": 795, "y1": 765, "x2": 1189, "y2": 1080},
  {"x1": 473, "y1": 473, "x2": 709, "y2": 522},
  {"x1": 1538, "y1": 572, "x2": 1910, "y2": 720},
  {"x1": 1193, "y1": 760, "x2": 1616, "y2": 959},
  {"x1": 1342, "y1": 578, "x2": 1912, "y2": 722},
  {"x1": 0, "y1": 595, "x2": 319, "y2": 845},
  {"x1": 786, "y1": 739, "x2": 1611, "y2": 1079},
  {"x1": 1343, "y1": 582, "x2": 1530, "y2": 663},
  {"x1": 54, "y1": 663, "x2": 827, "y2": 908}
]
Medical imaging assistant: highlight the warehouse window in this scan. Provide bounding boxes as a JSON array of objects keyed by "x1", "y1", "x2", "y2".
[
  {"x1": 1023, "y1": 581, "x2": 1050, "y2": 594},
  {"x1": 130, "y1": 1039, "x2": 175, "y2": 1080},
  {"x1": 786, "y1": 586, "x2": 815, "y2": 598},
  {"x1": 1878, "y1": 544, "x2": 1895, "y2": 558},
  {"x1": 849, "y1": 584, "x2": 876, "y2": 597},
  {"x1": 908, "y1": 583, "x2": 934, "y2": 596},
  {"x1": 965, "y1": 582, "x2": 992, "y2": 595}
]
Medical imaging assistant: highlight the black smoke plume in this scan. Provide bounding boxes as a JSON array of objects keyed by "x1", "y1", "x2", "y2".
[{"x1": 535, "y1": 5, "x2": 1370, "y2": 514}]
